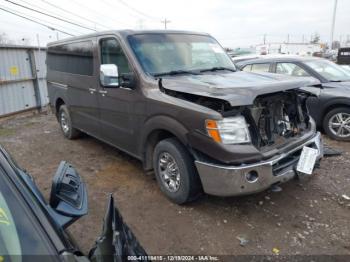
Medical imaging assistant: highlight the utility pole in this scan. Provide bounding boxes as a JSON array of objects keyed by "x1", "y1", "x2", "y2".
[
  {"x1": 263, "y1": 34, "x2": 266, "y2": 45},
  {"x1": 302, "y1": 34, "x2": 305, "y2": 43},
  {"x1": 161, "y1": 18, "x2": 171, "y2": 29},
  {"x1": 340, "y1": 35, "x2": 342, "y2": 46},
  {"x1": 287, "y1": 34, "x2": 290, "y2": 43},
  {"x1": 330, "y1": 0, "x2": 338, "y2": 48}
]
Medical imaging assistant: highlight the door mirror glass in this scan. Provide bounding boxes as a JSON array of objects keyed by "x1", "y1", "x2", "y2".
[{"x1": 100, "y1": 64, "x2": 119, "y2": 87}]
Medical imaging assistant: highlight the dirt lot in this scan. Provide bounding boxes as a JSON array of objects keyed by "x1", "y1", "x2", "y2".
[{"x1": 0, "y1": 112, "x2": 349, "y2": 256}]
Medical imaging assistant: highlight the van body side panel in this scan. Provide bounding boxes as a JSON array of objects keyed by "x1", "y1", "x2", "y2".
[{"x1": 47, "y1": 38, "x2": 101, "y2": 136}]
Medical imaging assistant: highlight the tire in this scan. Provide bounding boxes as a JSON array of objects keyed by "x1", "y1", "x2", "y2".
[
  {"x1": 58, "y1": 105, "x2": 81, "y2": 139},
  {"x1": 153, "y1": 138, "x2": 202, "y2": 204},
  {"x1": 323, "y1": 107, "x2": 350, "y2": 141}
]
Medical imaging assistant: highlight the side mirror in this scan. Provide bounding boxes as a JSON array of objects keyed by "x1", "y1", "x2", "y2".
[
  {"x1": 49, "y1": 161, "x2": 88, "y2": 228},
  {"x1": 120, "y1": 73, "x2": 136, "y2": 89},
  {"x1": 100, "y1": 64, "x2": 119, "y2": 87}
]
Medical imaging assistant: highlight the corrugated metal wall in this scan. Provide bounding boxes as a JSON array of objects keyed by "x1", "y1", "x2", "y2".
[{"x1": 0, "y1": 45, "x2": 48, "y2": 117}]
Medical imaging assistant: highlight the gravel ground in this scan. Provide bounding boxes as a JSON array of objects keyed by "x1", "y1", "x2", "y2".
[{"x1": 0, "y1": 112, "x2": 349, "y2": 257}]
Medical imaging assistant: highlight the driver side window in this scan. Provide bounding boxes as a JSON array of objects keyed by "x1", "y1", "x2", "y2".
[{"x1": 100, "y1": 38, "x2": 131, "y2": 75}]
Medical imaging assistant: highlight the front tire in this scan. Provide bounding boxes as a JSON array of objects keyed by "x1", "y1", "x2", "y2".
[
  {"x1": 153, "y1": 138, "x2": 202, "y2": 204},
  {"x1": 58, "y1": 105, "x2": 81, "y2": 139},
  {"x1": 323, "y1": 107, "x2": 350, "y2": 141}
]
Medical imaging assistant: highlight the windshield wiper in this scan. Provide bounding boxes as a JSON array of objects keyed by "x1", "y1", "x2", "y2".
[
  {"x1": 200, "y1": 66, "x2": 236, "y2": 73},
  {"x1": 153, "y1": 70, "x2": 199, "y2": 77}
]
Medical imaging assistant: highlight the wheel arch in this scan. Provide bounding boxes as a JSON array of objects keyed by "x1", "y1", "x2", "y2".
[
  {"x1": 55, "y1": 97, "x2": 66, "y2": 117},
  {"x1": 321, "y1": 100, "x2": 350, "y2": 126},
  {"x1": 140, "y1": 116, "x2": 190, "y2": 171}
]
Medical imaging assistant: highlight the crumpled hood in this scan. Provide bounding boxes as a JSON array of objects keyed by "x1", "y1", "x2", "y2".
[{"x1": 161, "y1": 71, "x2": 320, "y2": 106}]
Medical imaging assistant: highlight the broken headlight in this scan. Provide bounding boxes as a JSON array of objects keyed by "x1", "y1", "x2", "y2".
[{"x1": 206, "y1": 116, "x2": 251, "y2": 144}]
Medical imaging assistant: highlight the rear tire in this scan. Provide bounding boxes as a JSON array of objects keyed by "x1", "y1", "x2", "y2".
[
  {"x1": 323, "y1": 107, "x2": 350, "y2": 141},
  {"x1": 58, "y1": 105, "x2": 81, "y2": 139},
  {"x1": 153, "y1": 138, "x2": 202, "y2": 204}
]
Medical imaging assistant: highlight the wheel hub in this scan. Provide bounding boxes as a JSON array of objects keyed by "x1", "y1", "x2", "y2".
[
  {"x1": 60, "y1": 112, "x2": 70, "y2": 134},
  {"x1": 329, "y1": 112, "x2": 350, "y2": 138},
  {"x1": 158, "y1": 152, "x2": 180, "y2": 192}
]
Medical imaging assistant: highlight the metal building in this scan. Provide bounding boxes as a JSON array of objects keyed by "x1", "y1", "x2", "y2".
[{"x1": 0, "y1": 45, "x2": 48, "y2": 117}]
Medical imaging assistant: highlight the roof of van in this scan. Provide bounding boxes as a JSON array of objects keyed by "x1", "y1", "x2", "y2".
[{"x1": 47, "y1": 30, "x2": 210, "y2": 46}]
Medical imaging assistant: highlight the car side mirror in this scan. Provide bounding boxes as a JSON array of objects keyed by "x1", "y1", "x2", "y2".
[
  {"x1": 100, "y1": 64, "x2": 119, "y2": 87},
  {"x1": 49, "y1": 161, "x2": 88, "y2": 228},
  {"x1": 120, "y1": 73, "x2": 136, "y2": 89}
]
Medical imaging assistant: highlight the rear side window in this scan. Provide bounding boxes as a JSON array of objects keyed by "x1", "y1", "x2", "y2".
[
  {"x1": 47, "y1": 41, "x2": 94, "y2": 76},
  {"x1": 243, "y1": 63, "x2": 270, "y2": 73}
]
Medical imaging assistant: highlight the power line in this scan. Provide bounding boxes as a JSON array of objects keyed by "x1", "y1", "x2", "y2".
[
  {"x1": 0, "y1": 6, "x2": 75, "y2": 36},
  {"x1": 115, "y1": 0, "x2": 160, "y2": 21},
  {"x1": 18, "y1": 0, "x2": 95, "y2": 31},
  {"x1": 0, "y1": 3, "x2": 83, "y2": 35},
  {"x1": 4, "y1": 0, "x2": 97, "y2": 31},
  {"x1": 39, "y1": 0, "x2": 111, "y2": 30},
  {"x1": 69, "y1": 0, "x2": 129, "y2": 27}
]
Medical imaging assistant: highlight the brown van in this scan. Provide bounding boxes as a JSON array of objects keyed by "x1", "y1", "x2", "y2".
[{"x1": 47, "y1": 30, "x2": 323, "y2": 204}]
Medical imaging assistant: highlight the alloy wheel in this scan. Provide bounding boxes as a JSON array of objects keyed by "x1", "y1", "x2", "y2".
[
  {"x1": 158, "y1": 152, "x2": 181, "y2": 192},
  {"x1": 328, "y1": 112, "x2": 350, "y2": 138}
]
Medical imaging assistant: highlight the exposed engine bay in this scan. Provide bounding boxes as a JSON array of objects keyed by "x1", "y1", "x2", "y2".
[
  {"x1": 162, "y1": 86, "x2": 312, "y2": 149},
  {"x1": 243, "y1": 91, "x2": 311, "y2": 149}
]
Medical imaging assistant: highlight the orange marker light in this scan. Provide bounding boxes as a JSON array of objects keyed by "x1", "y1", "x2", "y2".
[{"x1": 206, "y1": 120, "x2": 222, "y2": 143}]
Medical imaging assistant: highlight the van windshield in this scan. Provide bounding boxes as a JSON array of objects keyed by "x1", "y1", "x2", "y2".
[{"x1": 128, "y1": 33, "x2": 236, "y2": 76}]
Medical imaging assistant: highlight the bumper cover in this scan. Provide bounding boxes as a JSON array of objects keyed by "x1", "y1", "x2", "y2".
[{"x1": 195, "y1": 132, "x2": 323, "y2": 197}]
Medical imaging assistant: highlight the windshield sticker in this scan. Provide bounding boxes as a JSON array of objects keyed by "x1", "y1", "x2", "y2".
[
  {"x1": 0, "y1": 208, "x2": 10, "y2": 226},
  {"x1": 209, "y1": 44, "x2": 224, "y2": 54}
]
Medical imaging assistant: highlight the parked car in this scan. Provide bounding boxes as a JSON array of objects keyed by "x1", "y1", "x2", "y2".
[
  {"x1": 0, "y1": 145, "x2": 146, "y2": 259},
  {"x1": 235, "y1": 56, "x2": 350, "y2": 141},
  {"x1": 340, "y1": 65, "x2": 350, "y2": 73},
  {"x1": 47, "y1": 30, "x2": 323, "y2": 204}
]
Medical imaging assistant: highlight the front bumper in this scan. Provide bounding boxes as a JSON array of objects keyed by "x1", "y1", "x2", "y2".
[{"x1": 195, "y1": 132, "x2": 323, "y2": 197}]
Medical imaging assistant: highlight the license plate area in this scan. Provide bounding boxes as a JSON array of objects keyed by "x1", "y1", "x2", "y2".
[{"x1": 296, "y1": 146, "x2": 319, "y2": 175}]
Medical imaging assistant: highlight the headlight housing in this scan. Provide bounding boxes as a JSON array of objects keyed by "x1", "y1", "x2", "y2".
[{"x1": 206, "y1": 116, "x2": 251, "y2": 144}]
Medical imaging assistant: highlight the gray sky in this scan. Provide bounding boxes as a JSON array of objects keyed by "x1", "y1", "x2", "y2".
[{"x1": 0, "y1": 0, "x2": 349, "y2": 47}]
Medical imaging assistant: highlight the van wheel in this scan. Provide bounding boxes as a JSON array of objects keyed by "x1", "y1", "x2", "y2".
[
  {"x1": 153, "y1": 138, "x2": 202, "y2": 204},
  {"x1": 323, "y1": 107, "x2": 350, "y2": 141},
  {"x1": 58, "y1": 105, "x2": 81, "y2": 139}
]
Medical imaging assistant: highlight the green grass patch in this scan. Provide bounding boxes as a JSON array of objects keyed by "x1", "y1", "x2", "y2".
[{"x1": 0, "y1": 127, "x2": 16, "y2": 137}]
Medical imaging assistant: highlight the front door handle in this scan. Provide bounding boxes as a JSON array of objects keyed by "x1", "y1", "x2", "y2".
[
  {"x1": 89, "y1": 88, "x2": 96, "y2": 94},
  {"x1": 99, "y1": 90, "x2": 108, "y2": 96}
]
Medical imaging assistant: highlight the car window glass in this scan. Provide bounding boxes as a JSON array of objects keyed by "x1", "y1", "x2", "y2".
[
  {"x1": 305, "y1": 60, "x2": 350, "y2": 81},
  {"x1": 242, "y1": 64, "x2": 252, "y2": 72},
  {"x1": 100, "y1": 38, "x2": 131, "y2": 75},
  {"x1": 250, "y1": 63, "x2": 270, "y2": 73},
  {"x1": 47, "y1": 41, "x2": 94, "y2": 76},
  {"x1": 127, "y1": 34, "x2": 235, "y2": 75},
  {"x1": 276, "y1": 63, "x2": 310, "y2": 77},
  {"x1": 0, "y1": 169, "x2": 55, "y2": 256}
]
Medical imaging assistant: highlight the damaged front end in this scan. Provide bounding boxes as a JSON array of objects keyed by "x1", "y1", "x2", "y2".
[
  {"x1": 158, "y1": 76, "x2": 323, "y2": 197},
  {"x1": 160, "y1": 77, "x2": 314, "y2": 150},
  {"x1": 243, "y1": 90, "x2": 312, "y2": 150}
]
